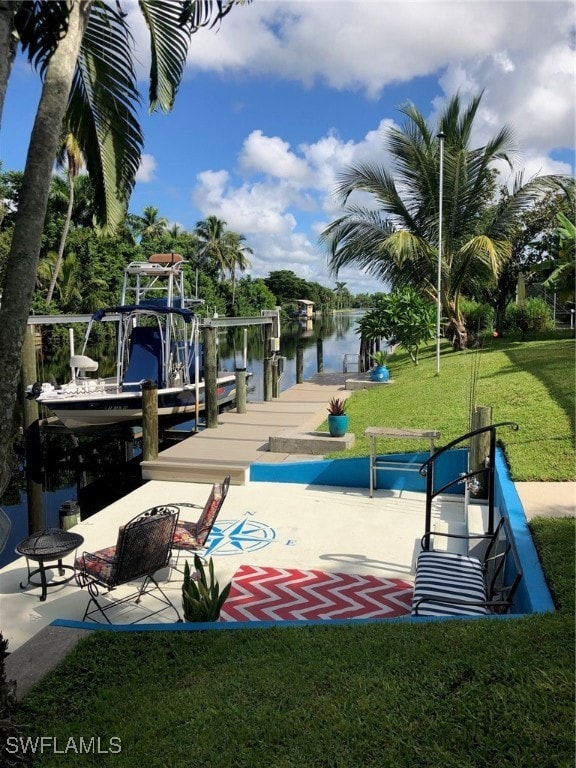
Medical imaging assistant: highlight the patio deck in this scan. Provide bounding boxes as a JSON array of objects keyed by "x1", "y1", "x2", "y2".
[{"x1": 0, "y1": 479, "x2": 466, "y2": 655}]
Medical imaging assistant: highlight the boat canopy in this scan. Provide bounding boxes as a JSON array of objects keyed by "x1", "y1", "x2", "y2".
[{"x1": 92, "y1": 304, "x2": 195, "y2": 322}]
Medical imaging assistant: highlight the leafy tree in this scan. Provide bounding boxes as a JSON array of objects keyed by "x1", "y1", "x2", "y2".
[
  {"x1": 356, "y1": 288, "x2": 436, "y2": 365},
  {"x1": 540, "y1": 211, "x2": 576, "y2": 295},
  {"x1": 230, "y1": 276, "x2": 276, "y2": 316},
  {"x1": 264, "y1": 270, "x2": 310, "y2": 306},
  {"x1": 321, "y1": 94, "x2": 567, "y2": 351},
  {"x1": 482, "y1": 184, "x2": 575, "y2": 335}
]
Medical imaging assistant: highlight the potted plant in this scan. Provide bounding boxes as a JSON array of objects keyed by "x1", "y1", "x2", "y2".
[
  {"x1": 327, "y1": 397, "x2": 349, "y2": 437},
  {"x1": 369, "y1": 350, "x2": 390, "y2": 382},
  {"x1": 182, "y1": 554, "x2": 232, "y2": 622}
]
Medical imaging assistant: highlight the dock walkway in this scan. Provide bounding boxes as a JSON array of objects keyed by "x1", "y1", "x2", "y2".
[{"x1": 141, "y1": 373, "x2": 353, "y2": 484}]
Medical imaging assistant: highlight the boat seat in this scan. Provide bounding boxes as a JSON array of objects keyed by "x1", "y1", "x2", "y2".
[{"x1": 122, "y1": 326, "x2": 164, "y2": 391}]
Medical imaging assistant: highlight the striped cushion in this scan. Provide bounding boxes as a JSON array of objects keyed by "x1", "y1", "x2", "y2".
[{"x1": 412, "y1": 550, "x2": 488, "y2": 616}]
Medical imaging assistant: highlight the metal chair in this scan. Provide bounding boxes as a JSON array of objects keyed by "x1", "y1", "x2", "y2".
[
  {"x1": 170, "y1": 476, "x2": 230, "y2": 574},
  {"x1": 75, "y1": 505, "x2": 181, "y2": 623}
]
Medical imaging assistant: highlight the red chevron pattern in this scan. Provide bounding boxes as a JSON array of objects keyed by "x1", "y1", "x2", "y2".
[{"x1": 219, "y1": 565, "x2": 413, "y2": 622}]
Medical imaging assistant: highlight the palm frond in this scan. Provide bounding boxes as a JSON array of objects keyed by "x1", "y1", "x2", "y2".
[
  {"x1": 139, "y1": 0, "x2": 192, "y2": 113},
  {"x1": 180, "y1": 0, "x2": 252, "y2": 31},
  {"x1": 67, "y1": 3, "x2": 143, "y2": 234},
  {"x1": 14, "y1": 1, "x2": 70, "y2": 74}
]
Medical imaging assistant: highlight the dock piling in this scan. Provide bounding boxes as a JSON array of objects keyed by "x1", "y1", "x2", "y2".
[{"x1": 142, "y1": 381, "x2": 158, "y2": 461}]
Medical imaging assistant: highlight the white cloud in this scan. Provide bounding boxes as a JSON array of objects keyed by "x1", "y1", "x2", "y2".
[
  {"x1": 190, "y1": 120, "x2": 404, "y2": 292},
  {"x1": 135, "y1": 154, "x2": 157, "y2": 182},
  {"x1": 239, "y1": 130, "x2": 310, "y2": 182}
]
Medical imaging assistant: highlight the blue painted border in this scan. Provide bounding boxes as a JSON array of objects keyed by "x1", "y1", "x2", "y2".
[
  {"x1": 494, "y1": 450, "x2": 555, "y2": 614},
  {"x1": 250, "y1": 450, "x2": 468, "y2": 495}
]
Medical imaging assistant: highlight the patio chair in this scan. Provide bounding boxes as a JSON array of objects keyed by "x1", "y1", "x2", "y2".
[
  {"x1": 75, "y1": 505, "x2": 182, "y2": 624},
  {"x1": 170, "y1": 476, "x2": 230, "y2": 575}
]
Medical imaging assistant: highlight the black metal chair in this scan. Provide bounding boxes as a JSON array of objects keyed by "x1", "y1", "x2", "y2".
[
  {"x1": 75, "y1": 506, "x2": 182, "y2": 624},
  {"x1": 170, "y1": 476, "x2": 231, "y2": 574}
]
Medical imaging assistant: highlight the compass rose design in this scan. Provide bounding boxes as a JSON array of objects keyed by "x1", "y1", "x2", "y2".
[{"x1": 205, "y1": 516, "x2": 276, "y2": 556}]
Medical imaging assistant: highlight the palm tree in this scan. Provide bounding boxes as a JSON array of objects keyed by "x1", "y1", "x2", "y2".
[
  {"x1": 321, "y1": 94, "x2": 565, "y2": 349},
  {"x1": 0, "y1": 0, "x2": 250, "y2": 497},
  {"x1": 46, "y1": 132, "x2": 85, "y2": 304},
  {"x1": 195, "y1": 215, "x2": 230, "y2": 279},
  {"x1": 223, "y1": 231, "x2": 253, "y2": 305},
  {"x1": 334, "y1": 281, "x2": 347, "y2": 309},
  {"x1": 129, "y1": 205, "x2": 169, "y2": 242}
]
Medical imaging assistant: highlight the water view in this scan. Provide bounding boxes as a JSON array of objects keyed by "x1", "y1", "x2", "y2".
[{"x1": 0, "y1": 311, "x2": 365, "y2": 567}]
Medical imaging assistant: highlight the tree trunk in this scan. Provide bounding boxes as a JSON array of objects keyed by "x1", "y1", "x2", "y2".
[
  {"x1": 445, "y1": 303, "x2": 468, "y2": 351},
  {"x1": 0, "y1": 0, "x2": 17, "y2": 130},
  {"x1": 0, "y1": 0, "x2": 93, "y2": 497},
  {"x1": 46, "y1": 171, "x2": 75, "y2": 304}
]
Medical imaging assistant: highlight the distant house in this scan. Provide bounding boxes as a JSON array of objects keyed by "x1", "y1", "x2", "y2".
[{"x1": 295, "y1": 299, "x2": 315, "y2": 319}]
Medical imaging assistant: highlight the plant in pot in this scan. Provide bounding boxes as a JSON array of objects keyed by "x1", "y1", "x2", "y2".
[
  {"x1": 182, "y1": 554, "x2": 232, "y2": 622},
  {"x1": 369, "y1": 350, "x2": 390, "y2": 382},
  {"x1": 327, "y1": 397, "x2": 349, "y2": 437}
]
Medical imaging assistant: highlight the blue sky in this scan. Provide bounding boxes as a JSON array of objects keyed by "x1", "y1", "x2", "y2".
[{"x1": 1, "y1": 0, "x2": 574, "y2": 295}]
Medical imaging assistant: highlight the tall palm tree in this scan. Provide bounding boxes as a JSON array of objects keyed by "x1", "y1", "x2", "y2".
[
  {"x1": 46, "y1": 131, "x2": 85, "y2": 304},
  {"x1": 334, "y1": 280, "x2": 347, "y2": 309},
  {"x1": 321, "y1": 94, "x2": 565, "y2": 349},
  {"x1": 223, "y1": 231, "x2": 252, "y2": 305},
  {"x1": 0, "y1": 0, "x2": 250, "y2": 497}
]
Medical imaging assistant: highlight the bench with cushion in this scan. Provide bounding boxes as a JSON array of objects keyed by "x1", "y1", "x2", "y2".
[{"x1": 411, "y1": 516, "x2": 522, "y2": 617}]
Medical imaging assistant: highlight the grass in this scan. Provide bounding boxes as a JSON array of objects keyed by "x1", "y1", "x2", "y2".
[
  {"x1": 15, "y1": 518, "x2": 575, "y2": 768},
  {"x1": 322, "y1": 333, "x2": 575, "y2": 481},
  {"x1": 10, "y1": 332, "x2": 576, "y2": 767}
]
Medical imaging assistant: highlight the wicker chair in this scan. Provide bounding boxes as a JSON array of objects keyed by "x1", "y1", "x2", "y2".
[
  {"x1": 170, "y1": 476, "x2": 230, "y2": 574},
  {"x1": 75, "y1": 505, "x2": 181, "y2": 624}
]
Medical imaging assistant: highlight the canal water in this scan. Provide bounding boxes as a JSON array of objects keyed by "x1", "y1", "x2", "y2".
[{"x1": 0, "y1": 311, "x2": 365, "y2": 567}]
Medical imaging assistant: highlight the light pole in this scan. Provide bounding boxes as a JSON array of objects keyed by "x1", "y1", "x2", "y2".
[{"x1": 436, "y1": 131, "x2": 445, "y2": 376}]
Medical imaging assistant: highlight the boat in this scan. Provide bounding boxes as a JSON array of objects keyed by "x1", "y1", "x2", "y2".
[{"x1": 28, "y1": 254, "x2": 247, "y2": 430}]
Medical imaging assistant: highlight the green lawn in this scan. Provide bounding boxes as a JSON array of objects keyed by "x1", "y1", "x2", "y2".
[
  {"x1": 323, "y1": 333, "x2": 575, "y2": 481},
  {"x1": 10, "y1": 333, "x2": 576, "y2": 767}
]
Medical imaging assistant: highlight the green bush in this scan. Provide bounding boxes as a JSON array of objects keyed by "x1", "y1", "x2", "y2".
[
  {"x1": 505, "y1": 298, "x2": 554, "y2": 333},
  {"x1": 460, "y1": 297, "x2": 494, "y2": 332}
]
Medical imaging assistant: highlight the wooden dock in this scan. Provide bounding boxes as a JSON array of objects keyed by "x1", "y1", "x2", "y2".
[{"x1": 141, "y1": 373, "x2": 352, "y2": 484}]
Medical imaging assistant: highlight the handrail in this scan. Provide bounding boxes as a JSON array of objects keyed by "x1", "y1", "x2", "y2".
[
  {"x1": 419, "y1": 422, "x2": 519, "y2": 547},
  {"x1": 418, "y1": 422, "x2": 519, "y2": 477}
]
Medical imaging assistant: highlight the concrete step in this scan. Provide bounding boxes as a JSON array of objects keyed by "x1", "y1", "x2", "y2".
[
  {"x1": 141, "y1": 459, "x2": 248, "y2": 485},
  {"x1": 269, "y1": 430, "x2": 355, "y2": 454}
]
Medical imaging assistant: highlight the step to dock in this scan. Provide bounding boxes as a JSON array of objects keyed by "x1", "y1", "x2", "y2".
[
  {"x1": 141, "y1": 458, "x2": 248, "y2": 485},
  {"x1": 269, "y1": 429, "x2": 355, "y2": 454}
]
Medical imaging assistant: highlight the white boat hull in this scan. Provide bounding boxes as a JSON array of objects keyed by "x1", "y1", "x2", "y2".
[{"x1": 35, "y1": 375, "x2": 239, "y2": 430}]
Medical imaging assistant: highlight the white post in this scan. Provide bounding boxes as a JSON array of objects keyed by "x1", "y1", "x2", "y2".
[
  {"x1": 69, "y1": 327, "x2": 76, "y2": 382},
  {"x1": 436, "y1": 131, "x2": 445, "y2": 376},
  {"x1": 243, "y1": 327, "x2": 248, "y2": 369}
]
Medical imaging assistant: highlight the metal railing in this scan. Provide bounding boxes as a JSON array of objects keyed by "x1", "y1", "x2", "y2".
[{"x1": 418, "y1": 422, "x2": 519, "y2": 548}]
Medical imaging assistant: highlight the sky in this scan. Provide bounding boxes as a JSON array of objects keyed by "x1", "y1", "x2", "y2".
[{"x1": 1, "y1": 0, "x2": 575, "y2": 296}]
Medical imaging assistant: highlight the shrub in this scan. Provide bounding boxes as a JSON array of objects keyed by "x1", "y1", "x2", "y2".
[
  {"x1": 181, "y1": 555, "x2": 232, "y2": 622},
  {"x1": 505, "y1": 298, "x2": 555, "y2": 333},
  {"x1": 460, "y1": 297, "x2": 494, "y2": 332}
]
